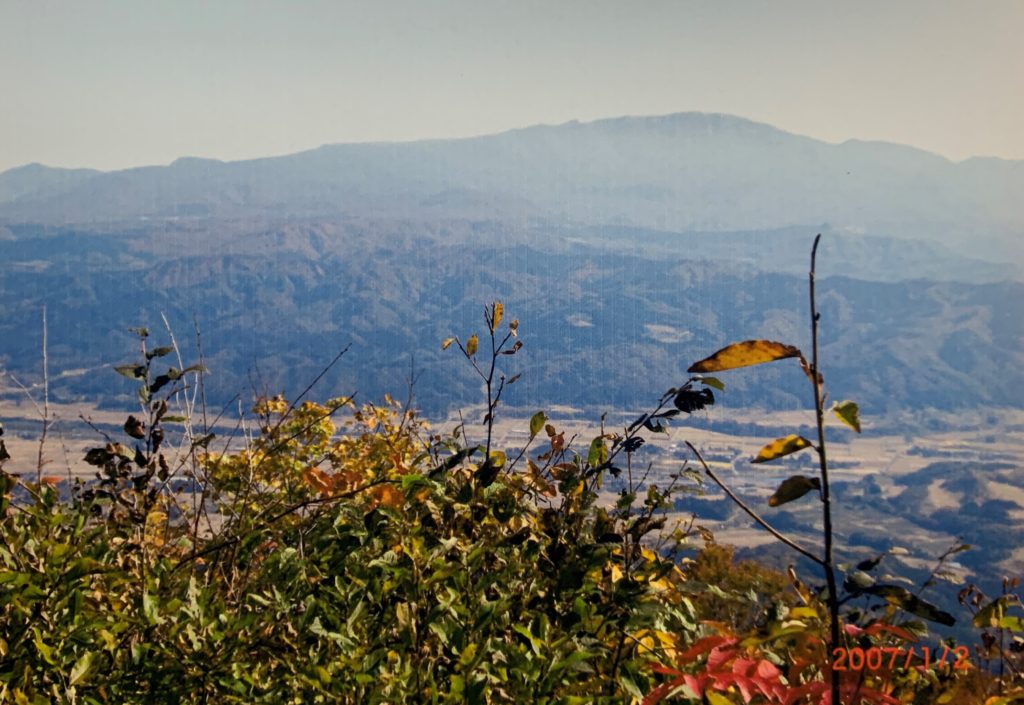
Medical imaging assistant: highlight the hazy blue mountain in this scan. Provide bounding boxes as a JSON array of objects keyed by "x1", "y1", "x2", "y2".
[
  {"x1": 0, "y1": 163, "x2": 100, "y2": 204},
  {"x1": 1, "y1": 113, "x2": 1021, "y2": 262}
]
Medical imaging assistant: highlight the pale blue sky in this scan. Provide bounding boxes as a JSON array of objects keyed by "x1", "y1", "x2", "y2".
[{"x1": 1, "y1": 1, "x2": 1022, "y2": 172}]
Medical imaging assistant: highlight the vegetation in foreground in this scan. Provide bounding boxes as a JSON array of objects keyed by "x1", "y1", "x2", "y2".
[{"x1": 1, "y1": 273, "x2": 1022, "y2": 703}]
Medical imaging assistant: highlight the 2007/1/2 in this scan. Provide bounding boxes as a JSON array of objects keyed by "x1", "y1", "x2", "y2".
[{"x1": 833, "y1": 646, "x2": 970, "y2": 671}]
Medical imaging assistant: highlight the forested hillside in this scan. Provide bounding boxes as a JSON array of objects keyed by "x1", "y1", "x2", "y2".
[{"x1": 1, "y1": 221, "x2": 1021, "y2": 418}]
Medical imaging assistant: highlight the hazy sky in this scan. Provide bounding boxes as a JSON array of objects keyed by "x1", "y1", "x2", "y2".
[{"x1": 2, "y1": 1, "x2": 1022, "y2": 172}]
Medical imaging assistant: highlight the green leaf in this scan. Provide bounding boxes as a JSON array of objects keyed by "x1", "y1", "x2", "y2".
[
  {"x1": 69, "y1": 651, "x2": 98, "y2": 686},
  {"x1": 529, "y1": 411, "x2": 547, "y2": 437},
  {"x1": 550, "y1": 650, "x2": 595, "y2": 675},
  {"x1": 832, "y1": 400, "x2": 862, "y2": 433},
  {"x1": 999, "y1": 615, "x2": 1024, "y2": 631},
  {"x1": 143, "y1": 592, "x2": 161, "y2": 625},
  {"x1": 166, "y1": 364, "x2": 207, "y2": 381},
  {"x1": 400, "y1": 473, "x2": 432, "y2": 493},
  {"x1": 146, "y1": 346, "x2": 174, "y2": 360},
  {"x1": 689, "y1": 339, "x2": 802, "y2": 373},
  {"x1": 698, "y1": 376, "x2": 725, "y2": 391},
  {"x1": 845, "y1": 570, "x2": 876, "y2": 590},
  {"x1": 768, "y1": 475, "x2": 821, "y2": 507},
  {"x1": 753, "y1": 435, "x2": 813, "y2": 463},
  {"x1": 162, "y1": 415, "x2": 188, "y2": 423},
  {"x1": 428, "y1": 621, "x2": 450, "y2": 646},
  {"x1": 114, "y1": 364, "x2": 146, "y2": 380},
  {"x1": 32, "y1": 629, "x2": 56, "y2": 665},
  {"x1": 459, "y1": 642, "x2": 478, "y2": 668},
  {"x1": 973, "y1": 596, "x2": 1019, "y2": 628},
  {"x1": 587, "y1": 436, "x2": 608, "y2": 467}
]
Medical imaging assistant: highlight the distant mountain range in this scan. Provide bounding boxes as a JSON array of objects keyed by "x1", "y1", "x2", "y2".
[
  {"x1": 0, "y1": 112, "x2": 1021, "y2": 417},
  {"x1": 2, "y1": 113, "x2": 1022, "y2": 263},
  {"x1": 1, "y1": 220, "x2": 1021, "y2": 418}
]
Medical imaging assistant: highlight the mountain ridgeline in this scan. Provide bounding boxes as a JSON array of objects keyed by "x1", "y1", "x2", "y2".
[
  {"x1": 2, "y1": 112, "x2": 1023, "y2": 260},
  {"x1": 0, "y1": 112, "x2": 1021, "y2": 417}
]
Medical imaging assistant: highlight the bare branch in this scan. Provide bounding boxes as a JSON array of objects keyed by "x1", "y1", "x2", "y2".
[{"x1": 685, "y1": 441, "x2": 823, "y2": 567}]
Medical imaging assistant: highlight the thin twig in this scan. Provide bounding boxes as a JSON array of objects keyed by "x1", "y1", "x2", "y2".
[
  {"x1": 685, "y1": 441, "x2": 823, "y2": 566},
  {"x1": 809, "y1": 233, "x2": 842, "y2": 705},
  {"x1": 36, "y1": 305, "x2": 50, "y2": 483}
]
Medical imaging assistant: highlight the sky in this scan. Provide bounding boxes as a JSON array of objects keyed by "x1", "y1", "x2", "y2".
[{"x1": 1, "y1": 0, "x2": 1022, "y2": 173}]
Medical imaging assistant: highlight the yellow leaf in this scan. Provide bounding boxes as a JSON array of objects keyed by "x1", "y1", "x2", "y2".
[
  {"x1": 466, "y1": 334, "x2": 478, "y2": 357},
  {"x1": 688, "y1": 339, "x2": 802, "y2": 373},
  {"x1": 832, "y1": 400, "x2": 862, "y2": 433},
  {"x1": 649, "y1": 577, "x2": 671, "y2": 592},
  {"x1": 529, "y1": 411, "x2": 546, "y2": 437},
  {"x1": 441, "y1": 337, "x2": 455, "y2": 350},
  {"x1": 752, "y1": 435, "x2": 813, "y2": 463},
  {"x1": 144, "y1": 510, "x2": 168, "y2": 547},
  {"x1": 491, "y1": 302, "x2": 504, "y2": 331},
  {"x1": 788, "y1": 606, "x2": 820, "y2": 620},
  {"x1": 706, "y1": 692, "x2": 732, "y2": 705}
]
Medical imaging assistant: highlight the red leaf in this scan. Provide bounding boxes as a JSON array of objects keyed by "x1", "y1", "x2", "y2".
[
  {"x1": 676, "y1": 635, "x2": 736, "y2": 665},
  {"x1": 707, "y1": 646, "x2": 732, "y2": 672},
  {"x1": 650, "y1": 663, "x2": 683, "y2": 677},
  {"x1": 642, "y1": 677, "x2": 688, "y2": 705}
]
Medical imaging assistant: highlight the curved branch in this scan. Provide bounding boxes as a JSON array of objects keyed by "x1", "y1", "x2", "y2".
[{"x1": 685, "y1": 441, "x2": 823, "y2": 567}]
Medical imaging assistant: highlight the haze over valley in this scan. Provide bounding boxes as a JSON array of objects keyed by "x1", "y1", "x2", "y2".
[{"x1": 2, "y1": 113, "x2": 1023, "y2": 596}]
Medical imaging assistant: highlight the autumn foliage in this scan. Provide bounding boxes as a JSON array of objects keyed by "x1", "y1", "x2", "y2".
[{"x1": 0, "y1": 302, "x2": 1020, "y2": 704}]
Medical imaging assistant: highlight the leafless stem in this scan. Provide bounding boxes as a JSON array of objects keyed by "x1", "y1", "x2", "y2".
[
  {"x1": 685, "y1": 441, "x2": 823, "y2": 566},
  {"x1": 36, "y1": 305, "x2": 51, "y2": 482},
  {"x1": 809, "y1": 234, "x2": 842, "y2": 705}
]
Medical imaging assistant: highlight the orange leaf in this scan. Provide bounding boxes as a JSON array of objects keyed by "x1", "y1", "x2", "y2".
[
  {"x1": 688, "y1": 340, "x2": 802, "y2": 373},
  {"x1": 302, "y1": 467, "x2": 332, "y2": 495},
  {"x1": 370, "y1": 484, "x2": 404, "y2": 509}
]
